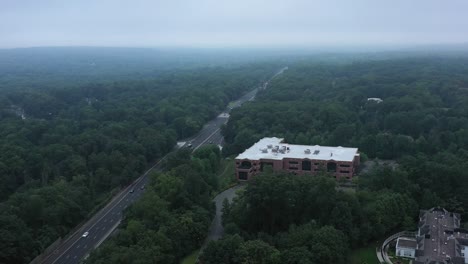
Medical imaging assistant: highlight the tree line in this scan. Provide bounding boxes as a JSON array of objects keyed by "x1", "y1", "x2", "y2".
[{"x1": 199, "y1": 173, "x2": 416, "y2": 264}]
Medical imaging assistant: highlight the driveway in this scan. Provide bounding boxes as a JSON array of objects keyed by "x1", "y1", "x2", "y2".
[{"x1": 207, "y1": 185, "x2": 244, "y2": 241}]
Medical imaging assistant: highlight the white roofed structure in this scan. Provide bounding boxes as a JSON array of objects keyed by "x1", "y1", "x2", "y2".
[
  {"x1": 235, "y1": 137, "x2": 358, "y2": 162},
  {"x1": 235, "y1": 137, "x2": 360, "y2": 181}
]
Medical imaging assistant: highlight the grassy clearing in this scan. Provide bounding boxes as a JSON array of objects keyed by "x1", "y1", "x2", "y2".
[
  {"x1": 180, "y1": 249, "x2": 200, "y2": 264},
  {"x1": 387, "y1": 246, "x2": 411, "y2": 264},
  {"x1": 217, "y1": 157, "x2": 236, "y2": 191},
  {"x1": 349, "y1": 242, "x2": 380, "y2": 264}
]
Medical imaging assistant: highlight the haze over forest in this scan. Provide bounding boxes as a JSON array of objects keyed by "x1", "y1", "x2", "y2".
[
  {"x1": 2, "y1": 0, "x2": 468, "y2": 49},
  {"x1": 2, "y1": 1, "x2": 468, "y2": 264}
]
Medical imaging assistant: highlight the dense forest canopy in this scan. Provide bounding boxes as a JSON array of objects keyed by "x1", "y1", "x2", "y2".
[
  {"x1": 196, "y1": 55, "x2": 468, "y2": 263},
  {"x1": 83, "y1": 54, "x2": 468, "y2": 264},
  {"x1": 2, "y1": 48, "x2": 468, "y2": 264},
  {"x1": 2, "y1": 46, "x2": 466, "y2": 91},
  {"x1": 0, "y1": 54, "x2": 280, "y2": 264},
  {"x1": 0, "y1": 47, "x2": 296, "y2": 91},
  {"x1": 221, "y1": 58, "x2": 468, "y2": 216}
]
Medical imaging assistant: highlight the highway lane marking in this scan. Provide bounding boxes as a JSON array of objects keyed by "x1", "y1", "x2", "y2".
[
  {"x1": 45, "y1": 119, "x2": 210, "y2": 263},
  {"x1": 50, "y1": 184, "x2": 134, "y2": 264},
  {"x1": 103, "y1": 219, "x2": 107, "y2": 223},
  {"x1": 93, "y1": 236, "x2": 97, "y2": 239},
  {"x1": 77, "y1": 245, "x2": 80, "y2": 248},
  {"x1": 84, "y1": 245, "x2": 87, "y2": 249},
  {"x1": 193, "y1": 127, "x2": 221, "y2": 151},
  {"x1": 110, "y1": 219, "x2": 114, "y2": 222},
  {"x1": 66, "y1": 255, "x2": 69, "y2": 259},
  {"x1": 43, "y1": 161, "x2": 147, "y2": 263}
]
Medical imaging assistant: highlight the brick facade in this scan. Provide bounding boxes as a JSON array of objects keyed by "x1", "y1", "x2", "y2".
[{"x1": 235, "y1": 154, "x2": 360, "y2": 181}]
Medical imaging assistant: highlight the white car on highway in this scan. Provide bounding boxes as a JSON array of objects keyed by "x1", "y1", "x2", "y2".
[{"x1": 82, "y1": 231, "x2": 89, "y2": 238}]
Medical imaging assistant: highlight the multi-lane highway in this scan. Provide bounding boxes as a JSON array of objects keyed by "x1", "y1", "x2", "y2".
[
  {"x1": 189, "y1": 88, "x2": 260, "y2": 151},
  {"x1": 38, "y1": 67, "x2": 286, "y2": 264}
]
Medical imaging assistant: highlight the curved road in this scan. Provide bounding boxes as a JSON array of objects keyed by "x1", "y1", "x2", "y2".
[{"x1": 207, "y1": 185, "x2": 245, "y2": 241}]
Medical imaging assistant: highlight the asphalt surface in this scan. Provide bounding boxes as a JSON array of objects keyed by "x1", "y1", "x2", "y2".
[
  {"x1": 39, "y1": 79, "x2": 274, "y2": 264},
  {"x1": 207, "y1": 185, "x2": 245, "y2": 241},
  {"x1": 187, "y1": 88, "x2": 260, "y2": 151},
  {"x1": 40, "y1": 165, "x2": 150, "y2": 264}
]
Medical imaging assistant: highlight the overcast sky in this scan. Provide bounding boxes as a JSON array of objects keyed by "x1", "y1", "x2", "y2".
[{"x1": 1, "y1": 0, "x2": 468, "y2": 48}]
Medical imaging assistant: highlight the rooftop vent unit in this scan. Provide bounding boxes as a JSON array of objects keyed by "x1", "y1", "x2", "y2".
[
  {"x1": 304, "y1": 149, "x2": 311, "y2": 154},
  {"x1": 261, "y1": 148, "x2": 268, "y2": 153},
  {"x1": 313, "y1": 150, "x2": 320, "y2": 155},
  {"x1": 267, "y1": 144, "x2": 273, "y2": 149}
]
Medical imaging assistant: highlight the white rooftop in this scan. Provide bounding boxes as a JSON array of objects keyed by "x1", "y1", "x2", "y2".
[
  {"x1": 367, "y1": 97, "x2": 383, "y2": 103},
  {"x1": 235, "y1": 137, "x2": 359, "y2": 162}
]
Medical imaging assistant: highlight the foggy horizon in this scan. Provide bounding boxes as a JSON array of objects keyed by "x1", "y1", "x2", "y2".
[{"x1": 2, "y1": 0, "x2": 468, "y2": 49}]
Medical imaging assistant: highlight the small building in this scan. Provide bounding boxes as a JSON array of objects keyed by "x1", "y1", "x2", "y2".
[
  {"x1": 396, "y1": 237, "x2": 417, "y2": 258},
  {"x1": 367, "y1": 97, "x2": 383, "y2": 103},
  {"x1": 234, "y1": 137, "x2": 360, "y2": 181}
]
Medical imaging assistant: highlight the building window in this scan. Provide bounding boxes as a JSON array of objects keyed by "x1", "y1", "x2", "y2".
[
  {"x1": 239, "y1": 161, "x2": 252, "y2": 169},
  {"x1": 339, "y1": 170, "x2": 349, "y2": 173},
  {"x1": 260, "y1": 162, "x2": 273, "y2": 172},
  {"x1": 289, "y1": 161, "x2": 298, "y2": 164},
  {"x1": 340, "y1": 164, "x2": 351, "y2": 167},
  {"x1": 289, "y1": 167, "x2": 298, "y2": 170},
  {"x1": 327, "y1": 162, "x2": 337, "y2": 172},
  {"x1": 238, "y1": 171, "x2": 248, "y2": 180},
  {"x1": 302, "y1": 160, "x2": 311, "y2": 171}
]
